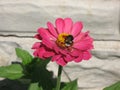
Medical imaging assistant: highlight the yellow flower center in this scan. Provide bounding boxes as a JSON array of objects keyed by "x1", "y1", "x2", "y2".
[{"x1": 56, "y1": 33, "x2": 74, "y2": 48}]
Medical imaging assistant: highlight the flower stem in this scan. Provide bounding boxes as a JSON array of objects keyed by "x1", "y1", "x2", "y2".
[{"x1": 56, "y1": 65, "x2": 63, "y2": 90}]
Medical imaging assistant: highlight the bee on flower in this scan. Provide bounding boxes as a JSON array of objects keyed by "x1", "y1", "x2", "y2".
[{"x1": 32, "y1": 18, "x2": 94, "y2": 66}]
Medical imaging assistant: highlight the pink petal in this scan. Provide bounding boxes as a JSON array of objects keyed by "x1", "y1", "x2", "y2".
[
  {"x1": 42, "y1": 39, "x2": 54, "y2": 49},
  {"x1": 64, "y1": 54, "x2": 73, "y2": 62},
  {"x1": 63, "y1": 18, "x2": 73, "y2": 33},
  {"x1": 74, "y1": 31, "x2": 89, "y2": 42},
  {"x1": 59, "y1": 49, "x2": 69, "y2": 55},
  {"x1": 33, "y1": 50, "x2": 39, "y2": 57},
  {"x1": 53, "y1": 44, "x2": 68, "y2": 55},
  {"x1": 38, "y1": 47, "x2": 46, "y2": 59},
  {"x1": 51, "y1": 55, "x2": 61, "y2": 61},
  {"x1": 83, "y1": 51, "x2": 92, "y2": 60},
  {"x1": 71, "y1": 22, "x2": 83, "y2": 37},
  {"x1": 73, "y1": 33, "x2": 93, "y2": 50},
  {"x1": 55, "y1": 18, "x2": 64, "y2": 34},
  {"x1": 37, "y1": 28, "x2": 56, "y2": 49},
  {"x1": 33, "y1": 47, "x2": 46, "y2": 59},
  {"x1": 47, "y1": 22, "x2": 58, "y2": 38},
  {"x1": 43, "y1": 51, "x2": 55, "y2": 58},
  {"x1": 34, "y1": 34, "x2": 42, "y2": 40},
  {"x1": 70, "y1": 50, "x2": 81, "y2": 56},
  {"x1": 74, "y1": 53, "x2": 83, "y2": 62},
  {"x1": 32, "y1": 42, "x2": 41, "y2": 49},
  {"x1": 37, "y1": 28, "x2": 56, "y2": 41},
  {"x1": 73, "y1": 41, "x2": 93, "y2": 50},
  {"x1": 56, "y1": 58, "x2": 67, "y2": 66},
  {"x1": 37, "y1": 28, "x2": 49, "y2": 39},
  {"x1": 53, "y1": 45, "x2": 60, "y2": 54}
]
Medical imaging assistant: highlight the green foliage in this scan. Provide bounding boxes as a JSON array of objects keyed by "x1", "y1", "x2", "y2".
[
  {"x1": 0, "y1": 64, "x2": 24, "y2": 79},
  {"x1": 28, "y1": 83, "x2": 43, "y2": 90},
  {"x1": 9, "y1": 48, "x2": 56, "y2": 90},
  {"x1": 61, "y1": 79, "x2": 78, "y2": 90},
  {"x1": 25, "y1": 58, "x2": 56, "y2": 90},
  {"x1": 15, "y1": 48, "x2": 33, "y2": 65},
  {"x1": 103, "y1": 81, "x2": 120, "y2": 90},
  {"x1": 0, "y1": 48, "x2": 78, "y2": 90}
]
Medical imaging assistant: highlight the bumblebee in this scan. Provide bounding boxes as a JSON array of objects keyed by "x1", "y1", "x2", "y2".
[{"x1": 65, "y1": 35, "x2": 74, "y2": 47}]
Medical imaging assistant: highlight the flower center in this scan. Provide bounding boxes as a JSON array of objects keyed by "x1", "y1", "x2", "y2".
[{"x1": 56, "y1": 33, "x2": 74, "y2": 48}]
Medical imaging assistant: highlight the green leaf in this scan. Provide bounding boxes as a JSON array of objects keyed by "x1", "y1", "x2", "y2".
[
  {"x1": 36, "y1": 58, "x2": 51, "y2": 67},
  {"x1": 28, "y1": 83, "x2": 43, "y2": 90},
  {"x1": 61, "y1": 79, "x2": 78, "y2": 90},
  {"x1": 15, "y1": 48, "x2": 33, "y2": 65},
  {"x1": 25, "y1": 58, "x2": 56, "y2": 90},
  {"x1": 0, "y1": 64, "x2": 24, "y2": 79},
  {"x1": 103, "y1": 81, "x2": 120, "y2": 90},
  {"x1": 25, "y1": 58, "x2": 50, "y2": 74}
]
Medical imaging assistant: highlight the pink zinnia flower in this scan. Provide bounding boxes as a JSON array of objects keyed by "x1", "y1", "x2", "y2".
[{"x1": 32, "y1": 18, "x2": 94, "y2": 66}]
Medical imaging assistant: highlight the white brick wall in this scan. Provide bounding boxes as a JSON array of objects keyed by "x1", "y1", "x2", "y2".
[{"x1": 0, "y1": 0, "x2": 120, "y2": 90}]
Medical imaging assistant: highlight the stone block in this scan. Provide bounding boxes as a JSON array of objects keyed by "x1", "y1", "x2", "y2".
[
  {"x1": 0, "y1": 41, "x2": 20, "y2": 66},
  {"x1": 0, "y1": 37, "x2": 120, "y2": 90},
  {"x1": 0, "y1": 0, "x2": 119, "y2": 40}
]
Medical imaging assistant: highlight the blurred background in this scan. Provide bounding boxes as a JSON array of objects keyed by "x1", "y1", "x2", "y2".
[{"x1": 0, "y1": 0, "x2": 120, "y2": 90}]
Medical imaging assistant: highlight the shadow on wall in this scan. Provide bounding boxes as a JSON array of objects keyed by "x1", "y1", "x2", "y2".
[{"x1": 0, "y1": 79, "x2": 28, "y2": 90}]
